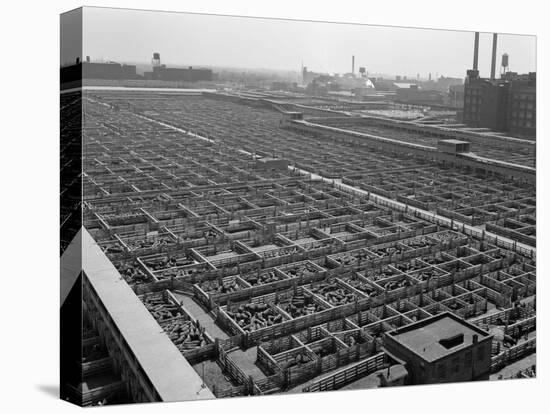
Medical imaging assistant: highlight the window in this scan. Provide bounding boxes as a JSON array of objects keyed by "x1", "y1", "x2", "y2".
[{"x1": 465, "y1": 350, "x2": 473, "y2": 364}]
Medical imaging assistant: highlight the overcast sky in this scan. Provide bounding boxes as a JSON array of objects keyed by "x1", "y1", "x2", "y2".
[
  {"x1": 71, "y1": 7, "x2": 536, "y2": 79},
  {"x1": 60, "y1": 8, "x2": 82, "y2": 67}
]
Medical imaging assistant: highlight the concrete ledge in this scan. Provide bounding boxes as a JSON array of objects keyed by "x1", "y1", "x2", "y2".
[{"x1": 82, "y1": 229, "x2": 214, "y2": 402}]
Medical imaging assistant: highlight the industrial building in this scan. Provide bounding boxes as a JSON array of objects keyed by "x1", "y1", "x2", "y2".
[
  {"x1": 303, "y1": 56, "x2": 375, "y2": 97},
  {"x1": 145, "y1": 65, "x2": 213, "y2": 82},
  {"x1": 61, "y1": 82, "x2": 536, "y2": 405},
  {"x1": 449, "y1": 84, "x2": 465, "y2": 109},
  {"x1": 507, "y1": 72, "x2": 536, "y2": 137},
  {"x1": 463, "y1": 33, "x2": 536, "y2": 138},
  {"x1": 394, "y1": 84, "x2": 446, "y2": 106},
  {"x1": 385, "y1": 312, "x2": 493, "y2": 384},
  {"x1": 60, "y1": 53, "x2": 213, "y2": 84},
  {"x1": 143, "y1": 52, "x2": 213, "y2": 81},
  {"x1": 61, "y1": 59, "x2": 139, "y2": 84}
]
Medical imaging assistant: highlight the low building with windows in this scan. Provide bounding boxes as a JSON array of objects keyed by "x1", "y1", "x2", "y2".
[{"x1": 384, "y1": 312, "x2": 493, "y2": 385}]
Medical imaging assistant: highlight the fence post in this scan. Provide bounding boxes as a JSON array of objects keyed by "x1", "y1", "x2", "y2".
[
  {"x1": 214, "y1": 337, "x2": 221, "y2": 358},
  {"x1": 247, "y1": 375, "x2": 254, "y2": 396},
  {"x1": 283, "y1": 369, "x2": 290, "y2": 389}
]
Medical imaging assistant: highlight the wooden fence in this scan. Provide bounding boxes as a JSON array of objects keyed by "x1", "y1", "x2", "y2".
[
  {"x1": 302, "y1": 352, "x2": 388, "y2": 392},
  {"x1": 491, "y1": 337, "x2": 536, "y2": 372}
]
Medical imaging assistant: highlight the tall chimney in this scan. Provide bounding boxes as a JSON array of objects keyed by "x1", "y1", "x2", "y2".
[
  {"x1": 473, "y1": 32, "x2": 479, "y2": 71},
  {"x1": 352, "y1": 55, "x2": 355, "y2": 75},
  {"x1": 490, "y1": 33, "x2": 498, "y2": 79}
]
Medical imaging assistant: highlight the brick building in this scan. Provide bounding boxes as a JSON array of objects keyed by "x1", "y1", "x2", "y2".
[
  {"x1": 384, "y1": 312, "x2": 493, "y2": 385},
  {"x1": 61, "y1": 61, "x2": 139, "y2": 83},
  {"x1": 145, "y1": 65, "x2": 213, "y2": 82},
  {"x1": 463, "y1": 70, "x2": 536, "y2": 138},
  {"x1": 507, "y1": 73, "x2": 536, "y2": 137}
]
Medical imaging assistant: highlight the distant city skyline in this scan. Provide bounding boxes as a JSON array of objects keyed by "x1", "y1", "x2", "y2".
[{"x1": 63, "y1": 7, "x2": 536, "y2": 79}]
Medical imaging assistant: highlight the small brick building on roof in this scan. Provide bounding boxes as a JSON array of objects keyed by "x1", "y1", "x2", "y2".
[{"x1": 384, "y1": 312, "x2": 493, "y2": 384}]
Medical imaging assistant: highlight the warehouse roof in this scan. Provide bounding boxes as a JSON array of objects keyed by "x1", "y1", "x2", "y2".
[
  {"x1": 386, "y1": 312, "x2": 491, "y2": 362},
  {"x1": 393, "y1": 82, "x2": 418, "y2": 89},
  {"x1": 438, "y1": 139, "x2": 470, "y2": 145}
]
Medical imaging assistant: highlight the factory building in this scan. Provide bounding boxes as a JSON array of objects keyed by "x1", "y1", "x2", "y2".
[
  {"x1": 462, "y1": 33, "x2": 536, "y2": 138},
  {"x1": 145, "y1": 65, "x2": 213, "y2": 82},
  {"x1": 394, "y1": 84, "x2": 446, "y2": 105},
  {"x1": 449, "y1": 84, "x2": 465, "y2": 108},
  {"x1": 507, "y1": 72, "x2": 536, "y2": 137},
  {"x1": 61, "y1": 53, "x2": 214, "y2": 84},
  {"x1": 384, "y1": 312, "x2": 493, "y2": 385},
  {"x1": 84, "y1": 62, "x2": 138, "y2": 79},
  {"x1": 61, "y1": 60, "x2": 138, "y2": 83},
  {"x1": 463, "y1": 73, "x2": 510, "y2": 132},
  {"x1": 420, "y1": 76, "x2": 463, "y2": 93},
  {"x1": 303, "y1": 56, "x2": 374, "y2": 96},
  {"x1": 143, "y1": 53, "x2": 213, "y2": 81},
  {"x1": 464, "y1": 71, "x2": 536, "y2": 137}
]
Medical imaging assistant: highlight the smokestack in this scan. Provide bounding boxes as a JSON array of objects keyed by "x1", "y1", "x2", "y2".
[
  {"x1": 473, "y1": 32, "x2": 479, "y2": 71},
  {"x1": 352, "y1": 55, "x2": 355, "y2": 75},
  {"x1": 490, "y1": 33, "x2": 498, "y2": 79}
]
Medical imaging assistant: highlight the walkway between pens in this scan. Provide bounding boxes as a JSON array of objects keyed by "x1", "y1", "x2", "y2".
[{"x1": 172, "y1": 292, "x2": 267, "y2": 381}]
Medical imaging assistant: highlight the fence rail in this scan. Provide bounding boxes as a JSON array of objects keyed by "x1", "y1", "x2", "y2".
[
  {"x1": 302, "y1": 352, "x2": 388, "y2": 392},
  {"x1": 491, "y1": 337, "x2": 536, "y2": 372}
]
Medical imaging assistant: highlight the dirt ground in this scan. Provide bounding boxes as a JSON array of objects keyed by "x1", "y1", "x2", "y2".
[
  {"x1": 228, "y1": 346, "x2": 267, "y2": 380},
  {"x1": 192, "y1": 359, "x2": 238, "y2": 392}
]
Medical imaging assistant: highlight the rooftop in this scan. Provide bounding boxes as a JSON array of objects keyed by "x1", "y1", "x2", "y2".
[
  {"x1": 438, "y1": 139, "x2": 470, "y2": 145},
  {"x1": 82, "y1": 230, "x2": 214, "y2": 402},
  {"x1": 393, "y1": 82, "x2": 417, "y2": 89},
  {"x1": 387, "y1": 312, "x2": 491, "y2": 363}
]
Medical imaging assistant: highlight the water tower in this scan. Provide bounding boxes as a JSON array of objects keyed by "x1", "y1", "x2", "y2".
[
  {"x1": 501, "y1": 53, "x2": 509, "y2": 75},
  {"x1": 152, "y1": 52, "x2": 161, "y2": 67}
]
